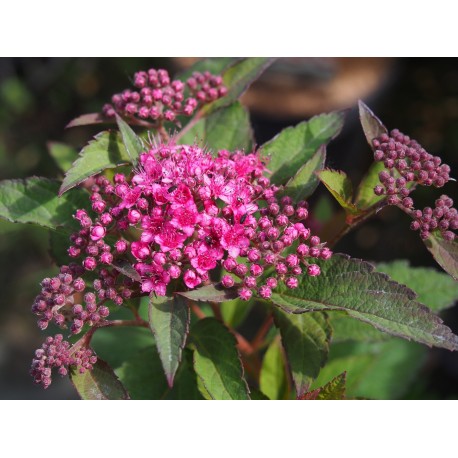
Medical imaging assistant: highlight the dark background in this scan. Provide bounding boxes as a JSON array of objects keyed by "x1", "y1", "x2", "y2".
[{"x1": 0, "y1": 57, "x2": 457, "y2": 399}]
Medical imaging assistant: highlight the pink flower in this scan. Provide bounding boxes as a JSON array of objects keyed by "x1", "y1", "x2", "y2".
[
  {"x1": 90, "y1": 225, "x2": 106, "y2": 241},
  {"x1": 170, "y1": 202, "x2": 198, "y2": 236},
  {"x1": 220, "y1": 224, "x2": 250, "y2": 258},
  {"x1": 154, "y1": 223, "x2": 187, "y2": 252},
  {"x1": 307, "y1": 264, "x2": 321, "y2": 277},
  {"x1": 167, "y1": 184, "x2": 193, "y2": 204},
  {"x1": 183, "y1": 270, "x2": 202, "y2": 289},
  {"x1": 190, "y1": 248, "x2": 218, "y2": 274},
  {"x1": 131, "y1": 241, "x2": 151, "y2": 260}
]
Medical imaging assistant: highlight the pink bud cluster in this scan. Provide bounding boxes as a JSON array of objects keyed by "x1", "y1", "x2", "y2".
[
  {"x1": 30, "y1": 334, "x2": 97, "y2": 389},
  {"x1": 410, "y1": 195, "x2": 457, "y2": 241},
  {"x1": 372, "y1": 129, "x2": 456, "y2": 241},
  {"x1": 66, "y1": 141, "x2": 329, "y2": 301},
  {"x1": 102, "y1": 68, "x2": 227, "y2": 124},
  {"x1": 31, "y1": 264, "x2": 111, "y2": 334}
]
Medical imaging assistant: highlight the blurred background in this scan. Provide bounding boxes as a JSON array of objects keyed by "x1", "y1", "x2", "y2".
[{"x1": 0, "y1": 57, "x2": 457, "y2": 399}]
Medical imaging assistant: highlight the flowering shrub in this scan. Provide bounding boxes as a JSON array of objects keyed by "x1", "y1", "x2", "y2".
[{"x1": 1, "y1": 58, "x2": 458, "y2": 399}]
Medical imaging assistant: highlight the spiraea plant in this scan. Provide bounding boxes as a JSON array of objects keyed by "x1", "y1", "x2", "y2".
[{"x1": 2, "y1": 58, "x2": 458, "y2": 400}]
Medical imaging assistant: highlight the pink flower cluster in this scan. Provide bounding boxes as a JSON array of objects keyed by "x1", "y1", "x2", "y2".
[
  {"x1": 372, "y1": 129, "x2": 456, "y2": 241},
  {"x1": 32, "y1": 141, "x2": 332, "y2": 388},
  {"x1": 102, "y1": 68, "x2": 227, "y2": 124},
  {"x1": 30, "y1": 334, "x2": 97, "y2": 389},
  {"x1": 67, "y1": 141, "x2": 330, "y2": 300}
]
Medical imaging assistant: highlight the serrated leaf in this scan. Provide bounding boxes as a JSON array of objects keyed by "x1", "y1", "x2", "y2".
[
  {"x1": 260, "y1": 111, "x2": 345, "y2": 185},
  {"x1": 203, "y1": 58, "x2": 276, "y2": 115},
  {"x1": 116, "y1": 347, "x2": 203, "y2": 400},
  {"x1": 354, "y1": 161, "x2": 386, "y2": 210},
  {"x1": 424, "y1": 232, "x2": 458, "y2": 280},
  {"x1": 303, "y1": 372, "x2": 346, "y2": 400},
  {"x1": 178, "y1": 284, "x2": 238, "y2": 303},
  {"x1": 179, "y1": 102, "x2": 253, "y2": 152},
  {"x1": 47, "y1": 142, "x2": 78, "y2": 172},
  {"x1": 148, "y1": 295, "x2": 190, "y2": 387},
  {"x1": 111, "y1": 259, "x2": 141, "y2": 282},
  {"x1": 259, "y1": 336, "x2": 288, "y2": 400},
  {"x1": 116, "y1": 114, "x2": 144, "y2": 166},
  {"x1": 70, "y1": 359, "x2": 130, "y2": 400},
  {"x1": 221, "y1": 298, "x2": 253, "y2": 328},
  {"x1": 377, "y1": 260, "x2": 458, "y2": 312},
  {"x1": 269, "y1": 254, "x2": 458, "y2": 351},
  {"x1": 0, "y1": 177, "x2": 87, "y2": 230},
  {"x1": 311, "y1": 339, "x2": 427, "y2": 400},
  {"x1": 317, "y1": 169, "x2": 359, "y2": 214},
  {"x1": 66, "y1": 112, "x2": 152, "y2": 129},
  {"x1": 59, "y1": 131, "x2": 130, "y2": 195},
  {"x1": 274, "y1": 310, "x2": 332, "y2": 398},
  {"x1": 358, "y1": 100, "x2": 388, "y2": 147},
  {"x1": 190, "y1": 317, "x2": 250, "y2": 400},
  {"x1": 66, "y1": 112, "x2": 109, "y2": 128},
  {"x1": 284, "y1": 145, "x2": 326, "y2": 202}
]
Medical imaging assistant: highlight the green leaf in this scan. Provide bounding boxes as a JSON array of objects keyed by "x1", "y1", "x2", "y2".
[
  {"x1": 91, "y1": 325, "x2": 154, "y2": 369},
  {"x1": 259, "y1": 336, "x2": 288, "y2": 400},
  {"x1": 59, "y1": 131, "x2": 130, "y2": 195},
  {"x1": 354, "y1": 161, "x2": 386, "y2": 210},
  {"x1": 249, "y1": 389, "x2": 270, "y2": 400},
  {"x1": 203, "y1": 57, "x2": 276, "y2": 115},
  {"x1": 304, "y1": 372, "x2": 346, "y2": 400},
  {"x1": 330, "y1": 313, "x2": 389, "y2": 343},
  {"x1": 148, "y1": 295, "x2": 191, "y2": 387},
  {"x1": 316, "y1": 169, "x2": 359, "y2": 214},
  {"x1": 269, "y1": 254, "x2": 458, "y2": 351},
  {"x1": 0, "y1": 177, "x2": 88, "y2": 230},
  {"x1": 284, "y1": 145, "x2": 326, "y2": 202},
  {"x1": 116, "y1": 114, "x2": 144, "y2": 166},
  {"x1": 66, "y1": 112, "x2": 153, "y2": 129},
  {"x1": 424, "y1": 232, "x2": 458, "y2": 280},
  {"x1": 358, "y1": 100, "x2": 388, "y2": 147},
  {"x1": 111, "y1": 259, "x2": 141, "y2": 282},
  {"x1": 47, "y1": 142, "x2": 78, "y2": 172},
  {"x1": 179, "y1": 102, "x2": 253, "y2": 152},
  {"x1": 377, "y1": 260, "x2": 458, "y2": 312},
  {"x1": 49, "y1": 230, "x2": 72, "y2": 266},
  {"x1": 66, "y1": 112, "x2": 110, "y2": 128},
  {"x1": 311, "y1": 339, "x2": 427, "y2": 399},
  {"x1": 70, "y1": 359, "x2": 130, "y2": 400},
  {"x1": 190, "y1": 317, "x2": 250, "y2": 400},
  {"x1": 221, "y1": 298, "x2": 253, "y2": 329},
  {"x1": 274, "y1": 310, "x2": 332, "y2": 398},
  {"x1": 116, "y1": 347, "x2": 203, "y2": 400},
  {"x1": 175, "y1": 58, "x2": 238, "y2": 81},
  {"x1": 260, "y1": 111, "x2": 345, "y2": 185},
  {"x1": 178, "y1": 284, "x2": 238, "y2": 303}
]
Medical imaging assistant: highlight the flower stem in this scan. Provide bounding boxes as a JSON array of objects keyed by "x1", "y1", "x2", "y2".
[{"x1": 251, "y1": 313, "x2": 274, "y2": 352}]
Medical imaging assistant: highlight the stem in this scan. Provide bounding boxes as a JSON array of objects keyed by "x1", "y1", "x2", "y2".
[
  {"x1": 251, "y1": 314, "x2": 274, "y2": 351},
  {"x1": 190, "y1": 303, "x2": 207, "y2": 319},
  {"x1": 157, "y1": 123, "x2": 170, "y2": 142},
  {"x1": 174, "y1": 111, "x2": 203, "y2": 142},
  {"x1": 327, "y1": 200, "x2": 388, "y2": 248},
  {"x1": 72, "y1": 318, "x2": 149, "y2": 351},
  {"x1": 235, "y1": 332, "x2": 254, "y2": 355},
  {"x1": 209, "y1": 302, "x2": 223, "y2": 321}
]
